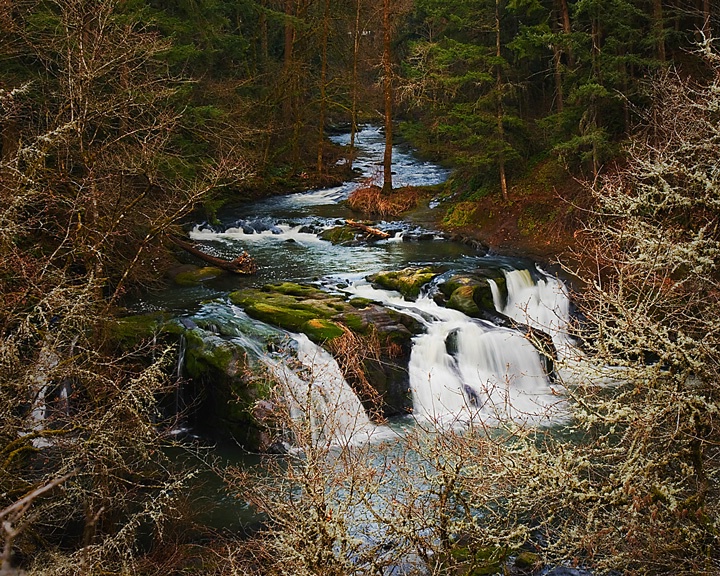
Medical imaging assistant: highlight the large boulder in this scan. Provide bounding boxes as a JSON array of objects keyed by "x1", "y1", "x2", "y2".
[
  {"x1": 229, "y1": 282, "x2": 424, "y2": 417},
  {"x1": 183, "y1": 328, "x2": 277, "y2": 451},
  {"x1": 367, "y1": 266, "x2": 439, "y2": 300},
  {"x1": 437, "y1": 270, "x2": 507, "y2": 314}
]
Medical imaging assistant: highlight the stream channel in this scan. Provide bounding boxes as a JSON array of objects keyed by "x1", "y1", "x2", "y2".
[{"x1": 133, "y1": 126, "x2": 580, "y2": 564}]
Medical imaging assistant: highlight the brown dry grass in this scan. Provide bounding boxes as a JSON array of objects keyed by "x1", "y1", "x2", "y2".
[{"x1": 347, "y1": 185, "x2": 420, "y2": 219}]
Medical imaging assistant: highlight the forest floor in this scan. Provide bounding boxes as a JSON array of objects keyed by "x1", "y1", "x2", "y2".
[{"x1": 405, "y1": 158, "x2": 589, "y2": 276}]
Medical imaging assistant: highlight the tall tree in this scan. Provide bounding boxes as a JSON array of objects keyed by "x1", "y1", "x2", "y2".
[
  {"x1": 0, "y1": 0, "x2": 245, "y2": 567},
  {"x1": 381, "y1": 0, "x2": 394, "y2": 193}
]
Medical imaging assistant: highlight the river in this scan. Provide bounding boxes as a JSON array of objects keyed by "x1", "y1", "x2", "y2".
[{"x1": 133, "y1": 126, "x2": 581, "y2": 572}]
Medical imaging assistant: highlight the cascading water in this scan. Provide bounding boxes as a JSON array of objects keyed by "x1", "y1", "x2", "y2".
[
  {"x1": 492, "y1": 268, "x2": 572, "y2": 355},
  {"x1": 345, "y1": 279, "x2": 565, "y2": 425},
  {"x1": 262, "y1": 333, "x2": 377, "y2": 445}
]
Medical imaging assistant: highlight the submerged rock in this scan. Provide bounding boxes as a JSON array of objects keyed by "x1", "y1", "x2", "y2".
[{"x1": 172, "y1": 265, "x2": 225, "y2": 286}]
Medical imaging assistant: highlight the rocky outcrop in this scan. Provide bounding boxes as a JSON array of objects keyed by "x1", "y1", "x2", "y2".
[
  {"x1": 229, "y1": 282, "x2": 424, "y2": 417},
  {"x1": 182, "y1": 327, "x2": 281, "y2": 451},
  {"x1": 367, "y1": 266, "x2": 439, "y2": 300}
]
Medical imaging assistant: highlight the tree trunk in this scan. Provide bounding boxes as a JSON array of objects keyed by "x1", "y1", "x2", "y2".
[
  {"x1": 169, "y1": 236, "x2": 257, "y2": 274},
  {"x1": 381, "y1": 0, "x2": 393, "y2": 194},
  {"x1": 259, "y1": 0, "x2": 269, "y2": 67},
  {"x1": 496, "y1": 0, "x2": 508, "y2": 201},
  {"x1": 349, "y1": 0, "x2": 362, "y2": 169},
  {"x1": 557, "y1": 0, "x2": 574, "y2": 66},
  {"x1": 316, "y1": 0, "x2": 330, "y2": 174},
  {"x1": 282, "y1": 0, "x2": 295, "y2": 124},
  {"x1": 653, "y1": 0, "x2": 666, "y2": 62}
]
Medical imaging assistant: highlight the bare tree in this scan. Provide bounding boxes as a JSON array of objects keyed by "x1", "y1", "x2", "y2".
[{"x1": 0, "y1": 0, "x2": 247, "y2": 571}]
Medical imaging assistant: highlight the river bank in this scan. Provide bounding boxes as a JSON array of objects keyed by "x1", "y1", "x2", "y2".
[{"x1": 402, "y1": 158, "x2": 586, "y2": 266}]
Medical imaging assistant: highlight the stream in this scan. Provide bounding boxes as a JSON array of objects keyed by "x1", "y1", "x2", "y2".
[{"x1": 132, "y1": 127, "x2": 579, "y2": 564}]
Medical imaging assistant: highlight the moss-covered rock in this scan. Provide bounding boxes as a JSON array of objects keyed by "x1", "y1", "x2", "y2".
[
  {"x1": 447, "y1": 285, "x2": 481, "y2": 316},
  {"x1": 319, "y1": 225, "x2": 358, "y2": 245},
  {"x1": 229, "y1": 281, "x2": 425, "y2": 417},
  {"x1": 173, "y1": 266, "x2": 225, "y2": 286},
  {"x1": 437, "y1": 271, "x2": 506, "y2": 315},
  {"x1": 301, "y1": 318, "x2": 345, "y2": 341},
  {"x1": 368, "y1": 267, "x2": 439, "y2": 299},
  {"x1": 230, "y1": 283, "x2": 348, "y2": 342},
  {"x1": 514, "y1": 551, "x2": 540, "y2": 571},
  {"x1": 110, "y1": 312, "x2": 173, "y2": 349},
  {"x1": 183, "y1": 328, "x2": 275, "y2": 451}
]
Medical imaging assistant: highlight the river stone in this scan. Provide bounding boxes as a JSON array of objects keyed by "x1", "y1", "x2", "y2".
[
  {"x1": 438, "y1": 272, "x2": 505, "y2": 314},
  {"x1": 182, "y1": 328, "x2": 274, "y2": 450},
  {"x1": 447, "y1": 285, "x2": 481, "y2": 316},
  {"x1": 367, "y1": 266, "x2": 439, "y2": 300},
  {"x1": 319, "y1": 225, "x2": 358, "y2": 245},
  {"x1": 173, "y1": 266, "x2": 225, "y2": 286}
]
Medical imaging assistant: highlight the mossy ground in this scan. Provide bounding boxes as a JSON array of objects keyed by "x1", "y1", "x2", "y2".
[{"x1": 406, "y1": 157, "x2": 586, "y2": 265}]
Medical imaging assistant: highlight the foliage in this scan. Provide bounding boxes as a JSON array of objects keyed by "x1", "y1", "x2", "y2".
[{"x1": 0, "y1": 0, "x2": 238, "y2": 571}]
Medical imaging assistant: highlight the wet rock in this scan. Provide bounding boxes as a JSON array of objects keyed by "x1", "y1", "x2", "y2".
[
  {"x1": 367, "y1": 266, "x2": 439, "y2": 300},
  {"x1": 319, "y1": 225, "x2": 359, "y2": 245},
  {"x1": 183, "y1": 328, "x2": 275, "y2": 451},
  {"x1": 229, "y1": 281, "x2": 423, "y2": 417},
  {"x1": 448, "y1": 285, "x2": 481, "y2": 316},
  {"x1": 172, "y1": 266, "x2": 225, "y2": 286},
  {"x1": 514, "y1": 551, "x2": 540, "y2": 571}
]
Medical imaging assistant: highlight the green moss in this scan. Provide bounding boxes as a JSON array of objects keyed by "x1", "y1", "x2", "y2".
[
  {"x1": 349, "y1": 297, "x2": 373, "y2": 309},
  {"x1": 174, "y1": 266, "x2": 224, "y2": 286},
  {"x1": 301, "y1": 319, "x2": 345, "y2": 342},
  {"x1": 368, "y1": 267, "x2": 439, "y2": 299},
  {"x1": 319, "y1": 225, "x2": 357, "y2": 245},
  {"x1": 514, "y1": 551, "x2": 540, "y2": 571},
  {"x1": 230, "y1": 284, "x2": 357, "y2": 341},
  {"x1": 264, "y1": 282, "x2": 320, "y2": 297},
  {"x1": 518, "y1": 203, "x2": 557, "y2": 238},
  {"x1": 442, "y1": 201, "x2": 477, "y2": 228},
  {"x1": 472, "y1": 282, "x2": 496, "y2": 312},
  {"x1": 184, "y1": 329, "x2": 244, "y2": 379},
  {"x1": 342, "y1": 313, "x2": 366, "y2": 333},
  {"x1": 447, "y1": 285, "x2": 481, "y2": 316},
  {"x1": 110, "y1": 312, "x2": 170, "y2": 347},
  {"x1": 446, "y1": 544, "x2": 509, "y2": 575}
]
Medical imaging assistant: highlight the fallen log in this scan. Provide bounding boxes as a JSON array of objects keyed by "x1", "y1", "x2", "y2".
[
  {"x1": 345, "y1": 219, "x2": 390, "y2": 239},
  {"x1": 169, "y1": 236, "x2": 257, "y2": 275}
]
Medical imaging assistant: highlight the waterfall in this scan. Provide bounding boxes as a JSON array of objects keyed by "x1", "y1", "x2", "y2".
[
  {"x1": 492, "y1": 268, "x2": 572, "y2": 355},
  {"x1": 263, "y1": 333, "x2": 376, "y2": 445},
  {"x1": 408, "y1": 302, "x2": 557, "y2": 425},
  {"x1": 345, "y1": 280, "x2": 564, "y2": 426}
]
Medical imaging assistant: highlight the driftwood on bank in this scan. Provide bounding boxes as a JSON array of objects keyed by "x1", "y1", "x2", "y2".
[
  {"x1": 345, "y1": 219, "x2": 390, "y2": 239},
  {"x1": 169, "y1": 236, "x2": 257, "y2": 274}
]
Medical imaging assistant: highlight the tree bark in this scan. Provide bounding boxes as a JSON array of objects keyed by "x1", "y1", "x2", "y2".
[
  {"x1": 282, "y1": 0, "x2": 296, "y2": 124},
  {"x1": 381, "y1": 0, "x2": 393, "y2": 194},
  {"x1": 169, "y1": 236, "x2": 257, "y2": 274},
  {"x1": 346, "y1": 219, "x2": 390, "y2": 239},
  {"x1": 653, "y1": 0, "x2": 666, "y2": 62},
  {"x1": 557, "y1": 0, "x2": 574, "y2": 66},
  {"x1": 496, "y1": 0, "x2": 508, "y2": 201},
  {"x1": 316, "y1": 0, "x2": 330, "y2": 174},
  {"x1": 349, "y1": 0, "x2": 362, "y2": 169}
]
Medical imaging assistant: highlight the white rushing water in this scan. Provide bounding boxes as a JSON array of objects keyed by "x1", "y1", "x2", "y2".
[
  {"x1": 345, "y1": 272, "x2": 569, "y2": 426},
  {"x1": 264, "y1": 333, "x2": 378, "y2": 445},
  {"x1": 494, "y1": 269, "x2": 572, "y2": 353}
]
